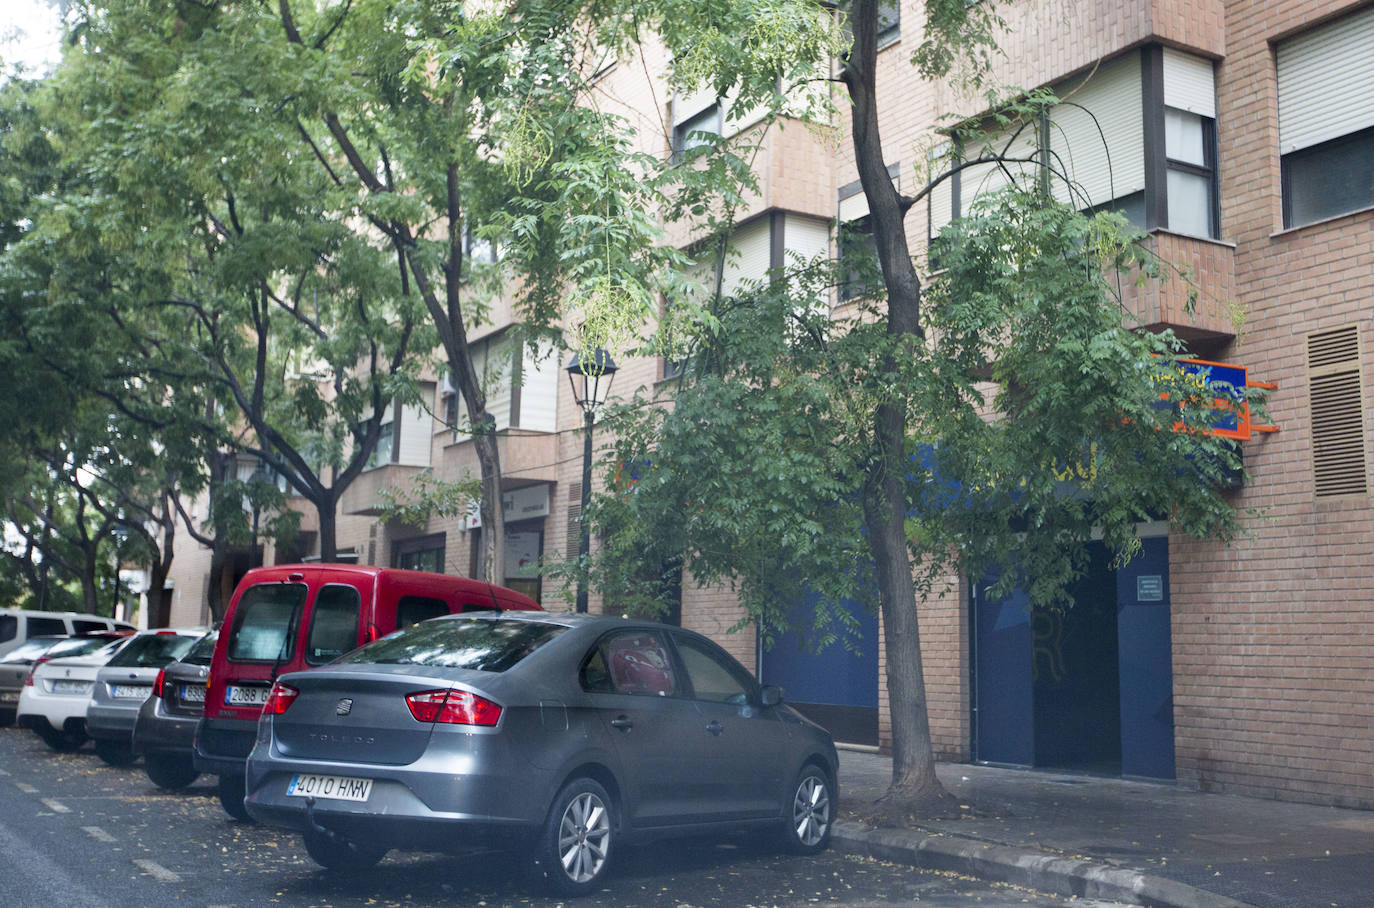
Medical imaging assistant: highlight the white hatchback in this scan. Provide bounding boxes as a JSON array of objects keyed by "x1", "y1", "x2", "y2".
[{"x1": 17, "y1": 635, "x2": 133, "y2": 751}]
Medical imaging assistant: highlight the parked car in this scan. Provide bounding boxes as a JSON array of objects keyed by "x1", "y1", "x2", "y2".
[
  {"x1": 198, "y1": 564, "x2": 542, "y2": 820},
  {"x1": 1, "y1": 634, "x2": 132, "y2": 725},
  {"x1": 133, "y1": 630, "x2": 217, "y2": 789},
  {"x1": 15, "y1": 633, "x2": 137, "y2": 750},
  {"x1": 0, "y1": 609, "x2": 136, "y2": 659},
  {"x1": 244, "y1": 612, "x2": 837, "y2": 895},
  {"x1": 86, "y1": 628, "x2": 206, "y2": 766}
]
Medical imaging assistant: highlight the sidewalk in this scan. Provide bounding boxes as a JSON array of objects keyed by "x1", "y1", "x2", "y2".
[{"x1": 833, "y1": 750, "x2": 1374, "y2": 908}]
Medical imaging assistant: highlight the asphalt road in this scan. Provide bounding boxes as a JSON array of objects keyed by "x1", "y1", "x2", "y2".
[{"x1": 0, "y1": 725, "x2": 1127, "y2": 907}]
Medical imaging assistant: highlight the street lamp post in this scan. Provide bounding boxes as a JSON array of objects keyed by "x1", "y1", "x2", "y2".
[{"x1": 566, "y1": 349, "x2": 618, "y2": 613}]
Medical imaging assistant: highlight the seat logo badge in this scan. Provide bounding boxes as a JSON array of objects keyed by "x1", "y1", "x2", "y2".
[{"x1": 335, "y1": 698, "x2": 353, "y2": 717}]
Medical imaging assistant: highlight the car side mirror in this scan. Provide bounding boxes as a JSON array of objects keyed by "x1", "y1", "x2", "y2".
[{"x1": 760, "y1": 684, "x2": 784, "y2": 707}]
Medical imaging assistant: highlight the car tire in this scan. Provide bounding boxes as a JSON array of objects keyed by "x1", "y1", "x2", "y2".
[
  {"x1": 302, "y1": 828, "x2": 388, "y2": 872},
  {"x1": 780, "y1": 764, "x2": 833, "y2": 855},
  {"x1": 94, "y1": 738, "x2": 136, "y2": 767},
  {"x1": 534, "y1": 777, "x2": 615, "y2": 897},
  {"x1": 145, "y1": 753, "x2": 200, "y2": 790},
  {"x1": 217, "y1": 773, "x2": 252, "y2": 822}
]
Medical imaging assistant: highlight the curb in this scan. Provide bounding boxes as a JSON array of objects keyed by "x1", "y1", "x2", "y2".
[{"x1": 831, "y1": 821, "x2": 1258, "y2": 908}]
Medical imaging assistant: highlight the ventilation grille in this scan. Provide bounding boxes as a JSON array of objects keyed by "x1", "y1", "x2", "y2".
[
  {"x1": 566, "y1": 482, "x2": 582, "y2": 553},
  {"x1": 1307, "y1": 326, "x2": 1368, "y2": 498}
]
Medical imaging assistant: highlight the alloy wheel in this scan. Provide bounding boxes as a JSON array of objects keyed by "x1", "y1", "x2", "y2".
[{"x1": 557, "y1": 790, "x2": 610, "y2": 883}]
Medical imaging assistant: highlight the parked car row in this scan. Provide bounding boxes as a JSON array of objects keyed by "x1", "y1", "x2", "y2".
[{"x1": 5, "y1": 564, "x2": 838, "y2": 896}]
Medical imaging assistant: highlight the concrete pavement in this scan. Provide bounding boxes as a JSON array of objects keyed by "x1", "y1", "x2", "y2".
[{"x1": 833, "y1": 750, "x2": 1374, "y2": 908}]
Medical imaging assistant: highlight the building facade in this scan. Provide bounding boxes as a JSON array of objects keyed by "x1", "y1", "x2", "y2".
[{"x1": 163, "y1": 0, "x2": 1374, "y2": 809}]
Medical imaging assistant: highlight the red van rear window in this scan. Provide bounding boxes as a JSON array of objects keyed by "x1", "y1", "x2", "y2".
[{"x1": 229, "y1": 583, "x2": 308, "y2": 662}]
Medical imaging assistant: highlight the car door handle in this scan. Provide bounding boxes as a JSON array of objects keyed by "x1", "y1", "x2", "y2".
[
  {"x1": 610, "y1": 715, "x2": 633, "y2": 731},
  {"x1": 706, "y1": 720, "x2": 722, "y2": 736}
]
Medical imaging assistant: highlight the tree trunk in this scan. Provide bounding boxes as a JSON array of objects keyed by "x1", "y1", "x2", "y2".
[
  {"x1": 317, "y1": 492, "x2": 338, "y2": 563},
  {"x1": 843, "y1": 0, "x2": 948, "y2": 810}
]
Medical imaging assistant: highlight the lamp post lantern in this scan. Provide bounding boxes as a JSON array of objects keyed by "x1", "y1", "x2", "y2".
[{"x1": 566, "y1": 349, "x2": 618, "y2": 613}]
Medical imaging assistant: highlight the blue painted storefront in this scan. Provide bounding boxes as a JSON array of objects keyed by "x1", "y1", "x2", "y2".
[{"x1": 973, "y1": 535, "x2": 1175, "y2": 779}]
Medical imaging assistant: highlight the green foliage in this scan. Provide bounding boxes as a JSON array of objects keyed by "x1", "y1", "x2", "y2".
[{"x1": 589, "y1": 188, "x2": 1258, "y2": 648}]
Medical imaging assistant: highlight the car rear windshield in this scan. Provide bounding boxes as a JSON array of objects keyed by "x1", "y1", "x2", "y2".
[
  {"x1": 108, "y1": 634, "x2": 197, "y2": 668},
  {"x1": 0, "y1": 638, "x2": 63, "y2": 664},
  {"x1": 182, "y1": 632, "x2": 218, "y2": 666},
  {"x1": 337, "y1": 618, "x2": 566, "y2": 673},
  {"x1": 228, "y1": 583, "x2": 308, "y2": 662}
]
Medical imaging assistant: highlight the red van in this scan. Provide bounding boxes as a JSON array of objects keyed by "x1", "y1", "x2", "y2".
[{"x1": 195, "y1": 564, "x2": 541, "y2": 819}]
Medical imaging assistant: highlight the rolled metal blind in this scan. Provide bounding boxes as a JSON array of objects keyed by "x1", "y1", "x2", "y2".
[{"x1": 1277, "y1": 6, "x2": 1374, "y2": 154}]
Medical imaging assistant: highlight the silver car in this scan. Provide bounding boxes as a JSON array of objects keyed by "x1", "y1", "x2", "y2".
[
  {"x1": 245, "y1": 612, "x2": 837, "y2": 895},
  {"x1": 86, "y1": 629, "x2": 204, "y2": 766}
]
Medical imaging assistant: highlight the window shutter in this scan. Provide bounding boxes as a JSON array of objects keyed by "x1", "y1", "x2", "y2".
[
  {"x1": 1307, "y1": 326, "x2": 1368, "y2": 498},
  {"x1": 566, "y1": 482, "x2": 583, "y2": 553},
  {"x1": 1049, "y1": 52, "x2": 1146, "y2": 209},
  {"x1": 1162, "y1": 49, "x2": 1216, "y2": 118},
  {"x1": 1277, "y1": 6, "x2": 1374, "y2": 154}
]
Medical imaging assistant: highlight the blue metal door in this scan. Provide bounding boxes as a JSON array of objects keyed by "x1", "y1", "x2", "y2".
[
  {"x1": 972, "y1": 582, "x2": 1034, "y2": 765},
  {"x1": 1114, "y1": 536, "x2": 1175, "y2": 779},
  {"x1": 760, "y1": 591, "x2": 879, "y2": 745}
]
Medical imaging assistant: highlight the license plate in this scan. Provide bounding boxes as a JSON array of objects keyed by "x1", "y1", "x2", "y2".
[
  {"x1": 112, "y1": 685, "x2": 151, "y2": 699},
  {"x1": 53, "y1": 680, "x2": 90, "y2": 694},
  {"x1": 180, "y1": 684, "x2": 206, "y2": 703},
  {"x1": 286, "y1": 773, "x2": 373, "y2": 802},
  {"x1": 225, "y1": 685, "x2": 270, "y2": 706},
  {"x1": 0, "y1": 691, "x2": 18, "y2": 703}
]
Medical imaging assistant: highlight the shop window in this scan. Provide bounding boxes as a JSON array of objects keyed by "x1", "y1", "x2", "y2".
[{"x1": 396, "y1": 533, "x2": 445, "y2": 573}]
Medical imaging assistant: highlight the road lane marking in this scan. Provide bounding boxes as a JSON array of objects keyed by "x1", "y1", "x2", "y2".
[
  {"x1": 82, "y1": 826, "x2": 117, "y2": 843},
  {"x1": 15, "y1": 782, "x2": 37, "y2": 793},
  {"x1": 41, "y1": 798, "x2": 69, "y2": 813},
  {"x1": 133, "y1": 859, "x2": 181, "y2": 883}
]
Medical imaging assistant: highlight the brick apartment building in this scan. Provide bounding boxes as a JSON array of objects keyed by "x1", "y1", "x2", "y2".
[{"x1": 160, "y1": 0, "x2": 1374, "y2": 809}]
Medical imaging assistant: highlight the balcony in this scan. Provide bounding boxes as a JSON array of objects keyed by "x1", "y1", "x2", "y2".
[
  {"x1": 339, "y1": 464, "x2": 427, "y2": 517},
  {"x1": 1124, "y1": 230, "x2": 1237, "y2": 346},
  {"x1": 441, "y1": 429, "x2": 559, "y2": 487}
]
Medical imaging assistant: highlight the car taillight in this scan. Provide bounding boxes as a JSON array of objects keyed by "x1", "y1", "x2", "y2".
[
  {"x1": 24, "y1": 669, "x2": 35, "y2": 687},
  {"x1": 405, "y1": 689, "x2": 502, "y2": 726},
  {"x1": 262, "y1": 681, "x2": 299, "y2": 716},
  {"x1": 153, "y1": 668, "x2": 167, "y2": 699}
]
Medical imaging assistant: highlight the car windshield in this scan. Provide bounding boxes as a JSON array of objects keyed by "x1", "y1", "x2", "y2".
[
  {"x1": 337, "y1": 618, "x2": 566, "y2": 673},
  {"x1": 182, "y1": 631, "x2": 218, "y2": 666},
  {"x1": 107, "y1": 633, "x2": 197, "y2": 668},
  {"x1": 228, "y1": 583, "x2": 308, "y2": 662}
]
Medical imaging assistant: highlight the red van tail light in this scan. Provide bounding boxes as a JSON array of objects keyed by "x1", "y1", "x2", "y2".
[
  {"x1": 405, "y1": 689, "x2": 502, "y2": 726},
  {"x1": 263, "y1": 682, "x2": 300, "y2": 716},
  {"x1": 152, "y1": 668, "x2": 167, "y2": 699}
]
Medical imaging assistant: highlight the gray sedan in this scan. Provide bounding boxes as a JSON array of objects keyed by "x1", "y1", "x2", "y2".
[{"x1": 244, "y1": 612, "x2": 837, "y2": 896}]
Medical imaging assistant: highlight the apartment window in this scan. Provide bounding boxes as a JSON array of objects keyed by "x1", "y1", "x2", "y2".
[
  {"x1": 838, "y1": 216, "x2": 880, "y2": 301},
  {"x1": 463, "y1": 226, "x2": 497, "y2": 266},
  {"x1": 1278, "y1": 6, "x2": 1374, "y2": 228},
  {"x1": 934, "y1": 48, "x2": 1218, "y2": 239},
  {"x1": 368, "y1": 418, "x2": 395, "y2": 468},
  {"x1": 1163, "y1": 107, "x2": 1217, "y2": 238},
  {"x1": 877, "y1": 0, "x2": 899, "y2": 47},
  {"x1": 673, "y1": 103, "x2": 721, "y2": 160}
]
